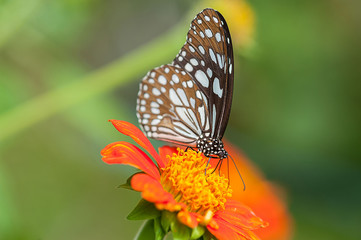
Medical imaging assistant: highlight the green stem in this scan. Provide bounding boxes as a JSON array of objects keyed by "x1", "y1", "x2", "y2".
[
  {"x1": 0, "y1": 23, "x2": 187, "y2": 142},
  {"x1": 0, "y1": 0, "x2": 43, "y2": 50}
]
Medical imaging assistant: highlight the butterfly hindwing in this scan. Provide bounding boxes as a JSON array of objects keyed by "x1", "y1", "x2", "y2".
[{"x1": 137, "y1": 64, "x2": 210, "y2": 145}]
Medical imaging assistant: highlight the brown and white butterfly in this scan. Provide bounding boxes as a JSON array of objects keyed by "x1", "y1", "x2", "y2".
[{"x1": 136, "y1": 8, "x2": 234, "y2": 160}]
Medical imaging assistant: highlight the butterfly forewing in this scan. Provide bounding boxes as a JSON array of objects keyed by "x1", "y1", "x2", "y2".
[
  {"x1": 137, "y1": 64, "x2": 210, "y2": 146},
  {"x1": 172, "y1": 8, "x2": 234, "y2": 139}
]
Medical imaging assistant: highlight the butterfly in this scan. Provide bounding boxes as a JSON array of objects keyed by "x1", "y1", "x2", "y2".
[{"x1": 136, "y1": 8, "x2": 234, "y2": 161}]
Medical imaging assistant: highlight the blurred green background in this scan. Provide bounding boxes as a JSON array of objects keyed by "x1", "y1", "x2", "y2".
[{"x1": 1, "y1": 0, "x2": 360, "y2": 239}]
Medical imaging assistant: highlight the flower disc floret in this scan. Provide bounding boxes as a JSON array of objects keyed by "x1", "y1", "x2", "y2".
[{"x1": 161, "y1": 148, "x2": 232, "y2": 214}]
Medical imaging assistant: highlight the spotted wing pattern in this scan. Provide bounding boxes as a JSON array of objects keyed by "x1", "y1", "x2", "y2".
[
  {"x1": 136, "y1": 8, "x2": 233, "y2": 145},
  {"x1": 173, "y1": 8, "x2": 234, "y2": 139},
  {"x1": 136, "y1": 64, "x2": 210, "y2": 145}
]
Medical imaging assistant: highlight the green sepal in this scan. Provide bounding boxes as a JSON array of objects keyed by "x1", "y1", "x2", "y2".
[
  {"x1": 127, "y1": 199, "x2": 160, "y2": 220},
  {"x1": 154, "y1": 216, "x2": 166, "y2": 240},
  {"x1": 118, "y1": 172, "x2": 141, "y2": 190},
  {"x1": 190, "y1": 225, "x2": 205, "y2": 239},
  {"x1": 170, "y1": 217, "x2": 192, "y2": 240},
  {"x1": 202, "y1": 230, "x2": 216, "y2": 240},
  {"x1": 134, "y1": 219, "x2": 155, "y2": 240},
  {"x1": 161, "y1": 211, "x2": 176, "y2": 232}
]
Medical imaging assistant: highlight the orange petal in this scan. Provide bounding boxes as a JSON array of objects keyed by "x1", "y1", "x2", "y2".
[
  {"x1": 101, "y1": 141, "x2": 160, "y2": 180},
  {"x1": 158, "y1": 146, "x2": 178, "y2": 166},
  {"x1": 109, "y1": 120, "x2": 166, "y2": 168},
  {"x1": 177, "y1": 210, "x2": 198, "y2": 229},
  {"x1": 131, "y1": 173, "x2": 174, "y2": 204},
  {"x1": 223, "y1": 140, "x2": 293, "y2": 240},
  {"x1": 216, "y1": 200, "x2": 268, "y2": 230},
  {"x1": 207, "y1": 217, "x2": 243, "y2": 240},
  {"x1": 209, "y1": 216, "x2": 260, "y2": 240}
]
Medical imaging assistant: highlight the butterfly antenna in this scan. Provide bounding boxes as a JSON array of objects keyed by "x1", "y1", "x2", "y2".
[
  {"x1": 229, "y1": 154, "x2": 246, "y2": 191},
  {"x1": 227, "y1": 156, "x2": 230, "y2": 187}
]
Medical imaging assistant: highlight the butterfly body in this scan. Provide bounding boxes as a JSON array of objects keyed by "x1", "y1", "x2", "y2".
[
  {"x1": 136, "y1": 8, "x2": 234, "y2": 160},
  {"x1": 196, "y1": 135, "x2": 227, "y2": 159}
]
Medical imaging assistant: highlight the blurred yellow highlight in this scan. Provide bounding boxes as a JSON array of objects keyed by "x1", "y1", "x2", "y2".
[{"x1": 198, "y1": 0, "x2": 255, "y2": 48}]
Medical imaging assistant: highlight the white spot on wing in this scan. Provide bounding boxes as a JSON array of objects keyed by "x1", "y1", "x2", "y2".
[
  {"x1": 207, "y1": 68, "x2": 212, "y2": 78},
  {"x1": 158, "y1": 75, "x2": 167, "y2": 85},
  {"x1": 217, "y1": 54, "x2": 223, "y2": 69},
  {"x1": 177, "y1": 88, "x2": 190, "y2": 107},
  {"x1": 198, "y1": 105, "x2": 205, "y2": 127},
  {"x1": 190, "y1": 58, "x2": 198, "y2": 66},
  {"x1": 198, "y1": 46, "x2": 205, "y2": 54},
  {"x1": 151, "y1": 102, "x2": 159, "y2": 108},
  {"x1": 151, "y1": 108, "x2": 160, "y2": 114},
  {"x1": 152, "y1": 88, "x2": 161, "y2": 96},
  {"x1": 190, "y1": 97, "x2": 195, "y2": 108},
  {"x1": 151, "y1": 119, "x2": 161, "y2": 125},
  {"x1": 212, "y1": 104, "x2": 216, "y2": 135},
  {"x1": 209, "y1": 48, "x2": 217, "y2": 64},
  {"x1": 205, "y1": 29, "x2": 213, "y2": 38},
  {"x1": 213, "y1": 77, "x2": 223, "y2": 98},
  {"x1": 185, "y1": 63, "x2": 193, "y2": 72},
  {"x1": 215, "y1": 32, "x2": 221, "y2": 42},
  {"x1": 195, "y1": 70, "x2": 209, "y2": 87},
  {"x1": 172, "y1": 74, "x2": 180, "y2": 83},
  {"x1": 187, "y1": 80, "x2": 193, "y2": 88},
  {"x1": 169, "y1": 88, "x2": 182, "y2": 105}
]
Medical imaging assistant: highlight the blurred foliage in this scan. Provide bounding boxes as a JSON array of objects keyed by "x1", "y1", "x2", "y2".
[{"x1": 0, "y1": 0, "x2": 360, "y2": 239}]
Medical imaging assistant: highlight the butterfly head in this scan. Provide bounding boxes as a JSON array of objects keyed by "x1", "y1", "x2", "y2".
[{"x1": 196, "y1": 135, "x2": 228, "y2": 160}]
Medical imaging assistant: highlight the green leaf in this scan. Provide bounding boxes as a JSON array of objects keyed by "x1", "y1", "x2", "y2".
[
  {"x1": 170, "y1": 218, "x2": 191, "y2": 240},
  {"x1": 118, "y1": 172, "x2": 141, "y2": 190},
  {"x1": 154, "y1": 217, "x2": 166, "y2": 240},
  {"x1": 134, "y1": 219, "x2": 155, "y2": 240},
  {"x1": 191, "y1": 225, "x2": 205, "y2": 239},
  {"x1": 127, "y1": 199, "x2": 160, "y2": 220},
  {"x1": 161, "y1": 211, "x2": 176, "y2": 232}
]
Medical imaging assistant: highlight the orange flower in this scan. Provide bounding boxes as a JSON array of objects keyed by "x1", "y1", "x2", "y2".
[
  {"x1": 101, "y1": 120, "x2": 268, "y2": 240},
  {"x1": 219, "y1": 141, "x2": 293, "y2": 240}
]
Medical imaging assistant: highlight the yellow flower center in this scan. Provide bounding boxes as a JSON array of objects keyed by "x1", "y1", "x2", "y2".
[{"x1": 160, "y1": 148, "x2": 232, "y2": 214}]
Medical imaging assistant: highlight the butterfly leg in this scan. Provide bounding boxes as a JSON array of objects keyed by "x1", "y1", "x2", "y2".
[
  {"x1": 204, "y1": 157, "x2": 212, "y2": 175},
  {"x1": 211, "y1": 159, "x2": 223, "y2": 175},
  {"x1": 218, "y1": 159, "x2": 224, "y2": 176},
  {"x1": 185, "y1": 146, "x2": 197, "y2": 152}
]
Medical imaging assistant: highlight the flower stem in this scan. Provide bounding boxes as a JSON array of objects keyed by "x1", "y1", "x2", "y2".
[
  {"x1": 0, "y1": 0, "x2": 43, "y2": 50},
  {"x1": 0, "y1": 22, "x2": 186, "y2": 142}
]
